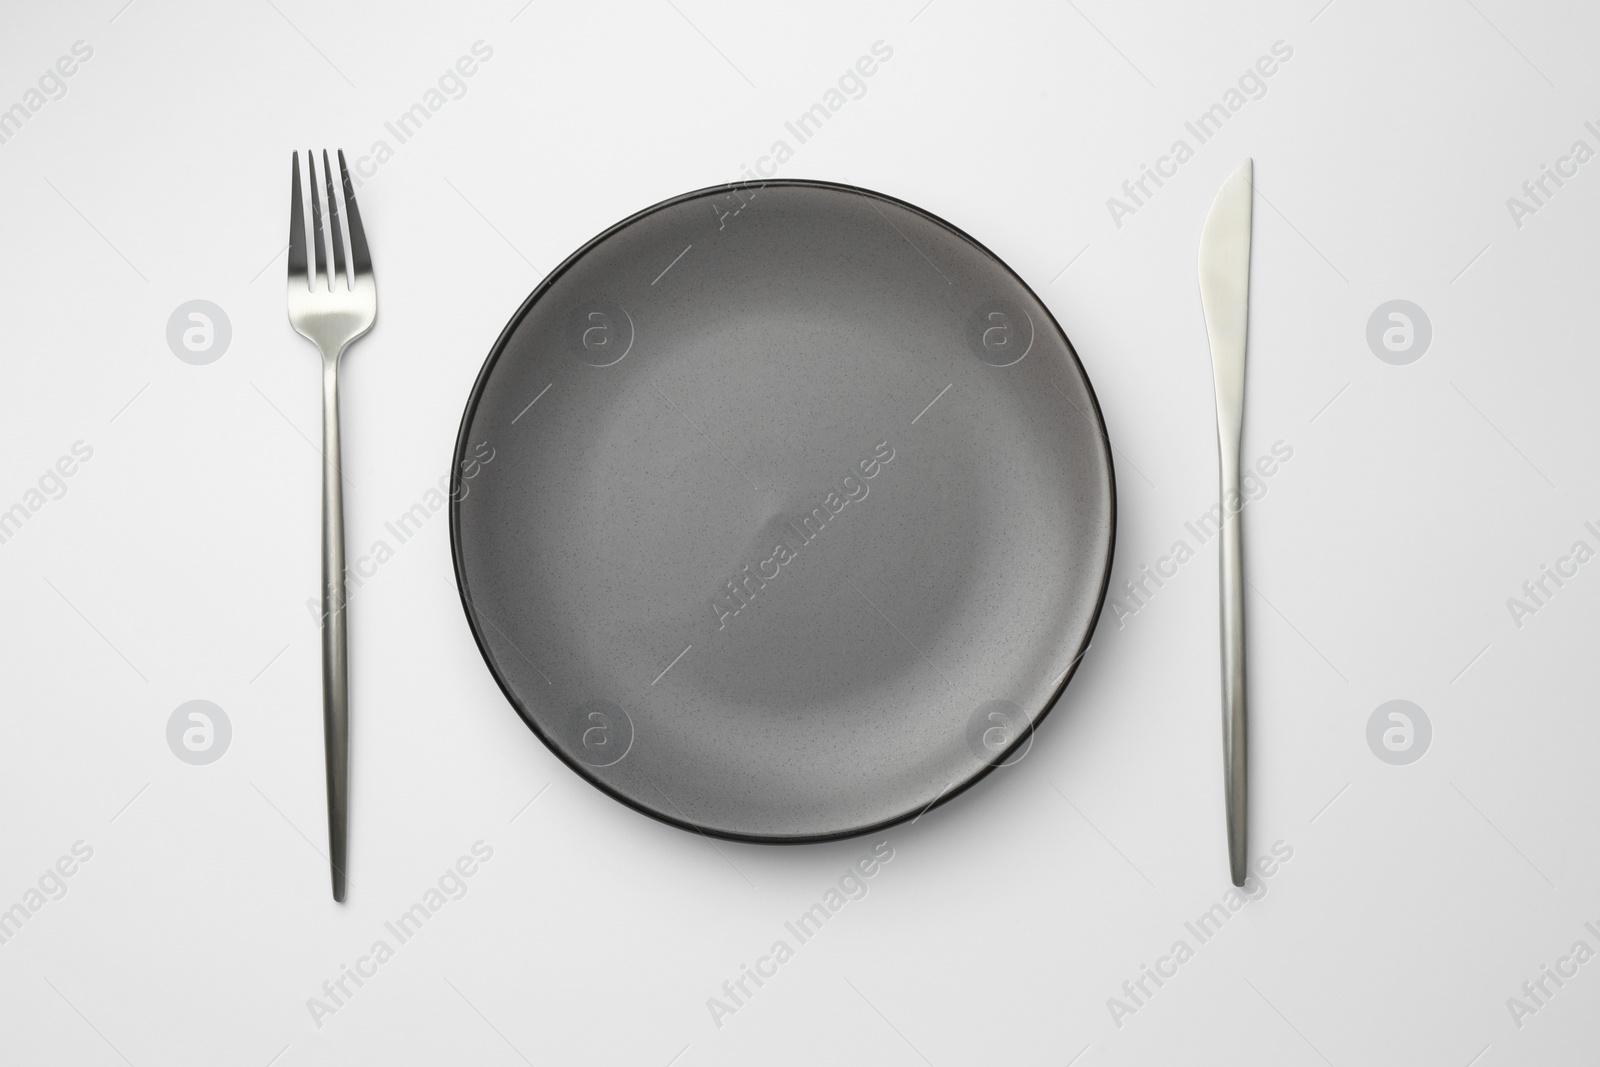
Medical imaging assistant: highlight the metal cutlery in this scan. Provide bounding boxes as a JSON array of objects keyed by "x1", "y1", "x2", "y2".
[
  {"x1": 1198, "y1": 158, "x2": 1253, "y2": 887},
  {"x1": 286, "y1": 149, "x2": 376, "y2": 902}
]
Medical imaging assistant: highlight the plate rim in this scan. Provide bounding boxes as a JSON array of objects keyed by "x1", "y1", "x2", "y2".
[{"x1": 448, "y1": 177, "x2": 1119, "y2": 844}]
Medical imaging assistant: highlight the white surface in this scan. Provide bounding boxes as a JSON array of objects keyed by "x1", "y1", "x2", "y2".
[{"x1": 0, "y1": 0, "x2": 1595, "y2": 1063}]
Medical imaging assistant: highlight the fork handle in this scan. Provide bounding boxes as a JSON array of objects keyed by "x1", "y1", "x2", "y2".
[
  {"x1": 320, "y1": 355, "x2": 350, "y2": 902},
  {"x1": 1217, "y1": 425, "x2": 1248, "y2": 888}
]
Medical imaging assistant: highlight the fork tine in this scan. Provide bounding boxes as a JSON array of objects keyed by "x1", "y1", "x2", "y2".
[
  {"x1": 321, "y1": 150, "x2": 347, "y2": 288},
  {"x1": 308, "y1": 149, "x2": 328, "y2": 290},
  {"x1": 337, "y1": 150, "x2": 372, "y2": 276},
  {"x1": 288, "y1": 152, "x2": 307, "y2": 288}
]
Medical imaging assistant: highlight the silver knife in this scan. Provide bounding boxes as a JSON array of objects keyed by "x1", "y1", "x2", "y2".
[{"x1": 1198, "y1": 158, "x2": 1252, "y2": 887}]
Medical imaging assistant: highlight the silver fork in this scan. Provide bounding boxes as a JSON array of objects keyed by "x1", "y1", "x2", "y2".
[{"x1": 286, "y1": 149, "x2": 376, "y2": 902}]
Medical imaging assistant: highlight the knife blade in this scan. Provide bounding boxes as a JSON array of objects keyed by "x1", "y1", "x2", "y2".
[{"x1": 1198, "y1": 157, "x2": 1252, "y2": 888}]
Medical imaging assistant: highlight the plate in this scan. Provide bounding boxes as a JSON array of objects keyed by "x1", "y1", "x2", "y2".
[{"x1": 450, "y1": 180, "x2": 1115, "y2": 841}]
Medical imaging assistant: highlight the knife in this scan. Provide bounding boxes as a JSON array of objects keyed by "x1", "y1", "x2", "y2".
[{"x1": 1198, "y1": 158, "x2": 1253, "y2": 887}]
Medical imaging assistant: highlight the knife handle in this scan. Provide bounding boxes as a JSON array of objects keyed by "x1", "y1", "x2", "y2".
[{"x1": 1218, "y1": 435, "x2": 1248, "y2": 887}]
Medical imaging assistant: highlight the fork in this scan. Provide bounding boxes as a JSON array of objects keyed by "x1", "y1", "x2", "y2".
[{"x1": 286, "y1": 149, "x2": 375, "y2": 902}]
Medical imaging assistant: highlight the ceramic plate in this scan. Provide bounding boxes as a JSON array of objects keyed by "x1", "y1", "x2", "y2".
[{"x1": 451, "y1": 180, "x2": 1115, "y2": 841}]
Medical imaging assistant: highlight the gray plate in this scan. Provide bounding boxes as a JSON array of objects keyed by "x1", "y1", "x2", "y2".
[{"x1": 450, "y1": 181, "x2": 1115, "y2": 842}]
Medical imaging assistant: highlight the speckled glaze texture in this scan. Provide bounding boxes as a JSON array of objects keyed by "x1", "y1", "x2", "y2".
[{"x1": 450, "y1": 181, "x2": 1116, "y2": 842}]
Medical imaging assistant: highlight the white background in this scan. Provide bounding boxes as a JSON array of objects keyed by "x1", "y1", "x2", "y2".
[{"x1": 1, "y1": 0, "x2": 1596, "y2": 1063}]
